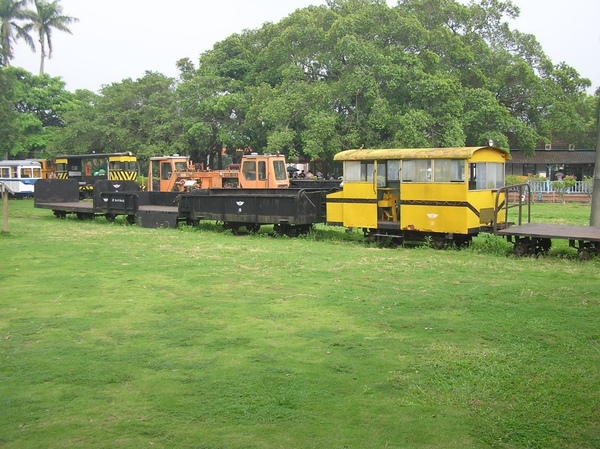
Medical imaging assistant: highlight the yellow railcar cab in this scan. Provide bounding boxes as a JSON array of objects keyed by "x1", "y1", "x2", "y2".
[{"x1": 326, "y1": 146, "x2": 511, "y2": 246}]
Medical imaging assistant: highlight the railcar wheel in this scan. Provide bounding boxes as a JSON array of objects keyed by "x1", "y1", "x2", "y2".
[
  {"x1": 534, "y1": 238, "x2": 552, "y2": 255},
  {"x1": 578, "y1": 243, "x2": 597, "y2": 260},
  {"x1": 246, "y1": 224, "x2": 261, "y2": 233},
  {"x1": 285, "y1": 226, "x2": 300, "y2": 237},
  {"x1": 431, "y1": 239, "x2": 447, "y2": 250},
  {"x1": 579, "y1": 248, "x2": 592, "y2": 260},
  {"x1": 53, "y1": 210, "x2": 66, "y2": 219},
  {"x1": 454, "y1": 236, "x2": 473, "y2": 249},
  {"x1": 126, "y1": 215, "x2": 136, "y2": 225},
  {"x1": 274, "y1": 223, "x2": 289, "y2": 236},
  {"x1": 296, "y1": 224, "x2": 313, "y2": 235},
  {"x1": 223, "y1": 222, "x2": 241, "y2": 235},
  {"x1": 513, "y1": 242, "x2": 529, "y2": 257},
  {"x1": 105, "y1": 213, "x2": 116, "y2": 222}
]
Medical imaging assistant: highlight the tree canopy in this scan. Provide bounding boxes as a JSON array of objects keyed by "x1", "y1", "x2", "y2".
[
  {"x1": 49, "y1": 71, "x2": 185, "y2": 160},
  {"x1": 0, "y1": 0, "x2": 34, "y2": 66},
  {"x1": 0, "y1": 67, "x2": 19, "y2": 158},
  {"x1": 175, "y1": 0, "x2": 594, "y2": 162},
  {"x1": 1, "y1": 0, "x2": 76, "y2": 70},
  {"x1": 0, "y1": 66, "x2": 80, "y2": 158},
  {"x1": 31, "y1": 0, "x2": 78, "y2": 75},
  {"x1": 4, "y1": 0, "x2": 597, "y2": 164}
]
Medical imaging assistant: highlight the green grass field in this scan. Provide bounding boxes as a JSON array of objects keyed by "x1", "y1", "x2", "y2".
[{"x1": 1, "y1": 200, "x2": 599, "y2": 448}]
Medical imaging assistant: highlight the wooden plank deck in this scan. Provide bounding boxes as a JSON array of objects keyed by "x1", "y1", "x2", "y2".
[
  {"x1": 496, "y1": 223, "x2": 600, "y2": 242},
  {"x1": 34, "y1": 201, "x2": 94, "y2": 213},
  {"x1": 137, "y1": 205, "x2": 178, "y2": 213}
]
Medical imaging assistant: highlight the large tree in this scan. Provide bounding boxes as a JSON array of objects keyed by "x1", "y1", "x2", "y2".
[
  {"x1": 0, "y1": 68, "x2": 18, "y2": 158},
  {"x1": 31, "y1": 0, "x2": 77, "y2": 75},
  {"x1": 3, "y1": 66, "x2": 80, "y2": 158},
  {"x1": 50, "y1": 71, "x2": 186, "y2": 161},
  {"x1": 177, "y1": 0, "x2": 594, "y2": 163},
  {"x1": 0, "y1": 0, "x2": 34, "y2": 66}
]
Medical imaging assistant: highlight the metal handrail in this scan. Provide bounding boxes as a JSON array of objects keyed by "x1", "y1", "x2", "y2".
[{"x1": 493, "y1": 183, "x2": 531, "y2": 233}]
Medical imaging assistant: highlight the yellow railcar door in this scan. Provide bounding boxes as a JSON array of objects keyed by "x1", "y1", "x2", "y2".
[{"x1": 376, "y1": 160, "x2": 401, "y2": 225}]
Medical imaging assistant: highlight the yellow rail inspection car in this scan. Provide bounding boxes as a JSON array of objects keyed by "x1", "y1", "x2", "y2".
[{"x1": 326, "y1": 146, "x2": 511, "y2": 247}]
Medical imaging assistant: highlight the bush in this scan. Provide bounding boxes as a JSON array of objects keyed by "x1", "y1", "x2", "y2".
[
  {"x1": 505, "y1": 174, "x2": 546, "y2": 186},
  {"x1": 551, "y1": 175, "x2": 577, "y2": 203},
  {"x1": 470, "y1": 234, "x2": 512, "y2": 256},
  {"x1": 505, "y1": 175, "x2": 528, "y2": 186}
]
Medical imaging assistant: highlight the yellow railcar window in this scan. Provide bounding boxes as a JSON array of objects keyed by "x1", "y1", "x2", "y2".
[
  {"x1": 344, "y1": 161, "x2": 361, "y2": 181},
  {"x1": 376, "y1": 162, "x2": 386, "y2": 187},
  {"x1": 402, "y1": 160, "x2": 431, "y2": 182},
  {"x1": 344, "y1": 161, "x2": 375, "y2": 182},
  {"x1": 387, "y1": 160, "x2": 400, "y2": 181},
  {"x1": 469, "y1": 163, "x2": 504, "y2": 190},
  {"x1": 434, "y1": 159, "x2": 465, "y2": 182}
]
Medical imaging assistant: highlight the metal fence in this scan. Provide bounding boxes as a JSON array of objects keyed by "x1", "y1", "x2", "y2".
[{"x1": 526, "y1": 180, "x2": 592, "y2": 194}]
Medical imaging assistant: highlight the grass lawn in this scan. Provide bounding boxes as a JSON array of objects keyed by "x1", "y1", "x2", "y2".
[{"x1": 1, "y1": 200, "x2": 599, "y2": 448}]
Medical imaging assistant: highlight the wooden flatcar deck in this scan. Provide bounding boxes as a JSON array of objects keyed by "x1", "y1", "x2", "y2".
[
  {"x1": 496, "y1": 223, "x2": 600, "y2": 242},
  {"x1": 35, "y1": 201, "x2": 94, "y2": 213},
  {"x1": 137, "y1": 205, "x2": 178, "y2": 213}
]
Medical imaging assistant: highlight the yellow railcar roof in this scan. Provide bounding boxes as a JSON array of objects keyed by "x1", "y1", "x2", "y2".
[{"x1": 334, "y1": 146, "x2": 511, "y2": 161}]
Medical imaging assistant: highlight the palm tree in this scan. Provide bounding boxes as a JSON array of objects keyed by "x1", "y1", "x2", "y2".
[
  {"x1": 0, "y1": 0, "x2": 35, "y2": 66},
  {"x1": 31, "y1": 0, "x2": 77, "y2": 74}
]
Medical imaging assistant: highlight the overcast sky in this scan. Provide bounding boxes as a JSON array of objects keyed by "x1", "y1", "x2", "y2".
[{"x1": 11, "y1": 0, "x2": 600, "y2": 94}]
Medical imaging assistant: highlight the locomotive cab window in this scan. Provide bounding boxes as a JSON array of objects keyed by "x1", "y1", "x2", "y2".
[
  {"x1": 258, "y1": 161, "x2": 267, "y2": 181},
  {"x1": 273, "y1": 160, "x2": 287, "y2": 180},
  {"x1": 242, "y1": 161, "x2": 256, "y2": 181},
  {"x1": 109, "y1": 159, "x2": 137, "y2": 172},
  {"x1": 109, "y1": 161, "x2": 131, "y2": 171},
  {"x1": 174, "y1": 161, "x2": 188, "y2": 172},
  {"x1": 160, "y1": 162, "x2": 173, "y2": 180}
]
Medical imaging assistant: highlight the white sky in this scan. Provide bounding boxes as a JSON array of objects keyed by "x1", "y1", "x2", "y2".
[{"x1": 11, "y1": 0, "x2": 600, "y2": 94}]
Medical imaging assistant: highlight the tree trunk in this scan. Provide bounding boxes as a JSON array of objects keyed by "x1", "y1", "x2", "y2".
[
  {"x1": 2, "y1": 185, "x2": 8, "y2": 233},
  {"x1": 590, "y1": 100, "x2": 600, "y2": 226},
  {"x1": 39, "y1": 39, "x2": 46, "y2": 75}
]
